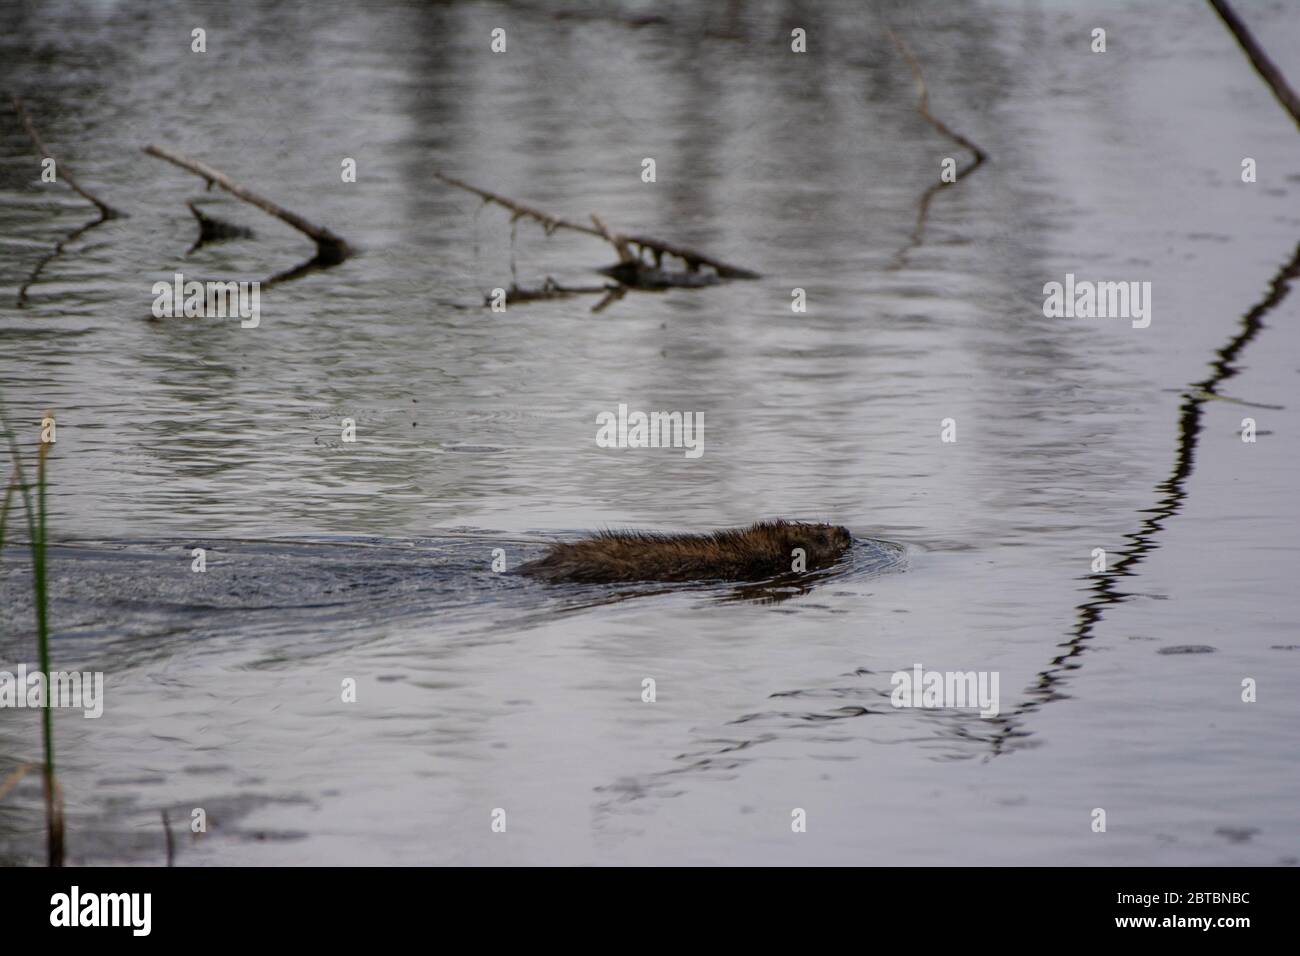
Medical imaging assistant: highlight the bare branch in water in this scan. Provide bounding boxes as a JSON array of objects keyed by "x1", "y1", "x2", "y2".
[
  {"x1": 884, "y1": 28, "x2": 988, "y2": 270},
  {"x1": 488, "y1": 278, "x2": 618, "y2": 307},
  {"x1": 589, "y1": 213, "x2": 633, "y2": 262},
  {"x1": 433, "y1": 170, "x2": 761, "y2": 280},
  {"x1": 12, "y1": 96, "x2": 125, "y2": 219},
  {"x1": 144, "y1": 144, "x2": 351, "y2": 264},
  {"x1": 620, "y1": 233, "x2": 760, "y2": 279},
  {"x1": 434, "y1": 169, "x2": 601, "y2": 238},
  {"x1": 12, "y1": 96, "x2": 124, "y2": 306},
  {"x1": 1208, "y1": 0, "x2": 1300, "y2": 130},
  {"x1": 886, "y1": 28, "x2": 987, "y2": 163}
]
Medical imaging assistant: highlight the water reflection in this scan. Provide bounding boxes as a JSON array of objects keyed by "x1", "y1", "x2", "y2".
[{"x1": 981, "y1": 238, "x2": 1300, "y2": 757}]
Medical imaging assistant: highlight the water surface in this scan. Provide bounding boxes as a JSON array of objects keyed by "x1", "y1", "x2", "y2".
[{"x1": 1, "y1": 0, "x2": 1299, "y2": 865}]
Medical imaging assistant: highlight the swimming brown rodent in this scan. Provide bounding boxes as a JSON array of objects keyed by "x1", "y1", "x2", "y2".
[{"x1": 518, "y1": 520, "x2": 853, "y2": 584}]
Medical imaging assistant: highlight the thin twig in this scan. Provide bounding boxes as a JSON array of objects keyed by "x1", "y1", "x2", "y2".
[
  {"x1": 488, "y1": 279, "x2": 617, "y2": 306},
  {"x1": 884, "y1": 27, "x2": 988, "y2": 269},
  {"x1": 12, "y1": 96, "x2": 122, "y2": 306},
  {"x1": 1208, "y1": 0, "x2": 1300, "y2": 130},
  {"x1": 143, "y1": 144, "x2": 350, "y2": 262},
  {"x1": 12, "y1": 96, "x2": 124, "y2": 219},
  {"x1": 589, "y1": 213, "x2": 633, "y2": 262},
  {"x1": 885, "y1": 28, "x2": 987, "y2": 163},
  {"x1": 433, "y1": 169, "x2": 602, "y2": 238},
  {"x1": 434, "y1": 170, "x2": 760, "y2": 279}
]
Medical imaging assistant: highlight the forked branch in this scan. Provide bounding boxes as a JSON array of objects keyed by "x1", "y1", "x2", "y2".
[
  {"x1": 433, "y1": 170, "x2": 760, "y2": 280},
  {"x1": 884, "y1": 27, "x2": 989, "y2": 269},
  {"x1": 12, "y1": 96, "x2": 124, "y2": 305},
  {"x1": 886, "y1": 28, "x2": 987, "y2": 165},
  {"x1": 144, "y1": 144, "x2": 351, "y2": 263}
]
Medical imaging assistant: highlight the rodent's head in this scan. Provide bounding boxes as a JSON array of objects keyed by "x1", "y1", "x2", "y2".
[
  {"x1": 784, "y1": 522, "x2": 853, "y2": 560},
  {"x1": 814, "y1": 523, "x2": 853, "y2": 553}
]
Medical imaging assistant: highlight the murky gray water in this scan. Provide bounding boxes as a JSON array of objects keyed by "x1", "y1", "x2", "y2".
[{"x1": 1, "y1": 0, "x2": 1299, "y2": 865}]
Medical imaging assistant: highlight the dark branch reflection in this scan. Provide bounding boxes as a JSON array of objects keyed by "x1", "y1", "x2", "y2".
[
  {"x1": 979, "y1": 239, "x2": 1300, "y2": 757},
  {"x1": 16, "y1": 213, "x2": 110, "y2": 308}
]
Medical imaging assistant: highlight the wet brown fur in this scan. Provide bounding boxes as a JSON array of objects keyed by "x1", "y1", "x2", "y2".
[{"x1": 518, "y1": 520, "x2": 853, "y2": 584}]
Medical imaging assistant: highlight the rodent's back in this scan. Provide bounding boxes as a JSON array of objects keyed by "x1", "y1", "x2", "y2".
[{"x1": 518, "y1": 520, "x2": 853, "y2": 584}]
